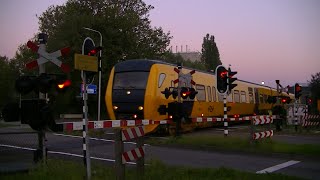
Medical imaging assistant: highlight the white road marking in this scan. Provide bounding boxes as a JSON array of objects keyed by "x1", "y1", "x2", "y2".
[
  {"x1": 0, "y1": 144, "x2": 140, "y2": 165},
  {"x1": 256, "y1": 160, "x2": 300, "y2": 174},
  {"x1": 53, "y1": 133, "x2": 151, "y2": 146}
]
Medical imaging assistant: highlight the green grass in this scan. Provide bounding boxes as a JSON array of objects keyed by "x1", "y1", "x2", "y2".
[
  {"x1": 147, "y1": 135, "x2": 320, "y2": 157},
  {"x1": 0, "y1": 159, "x2": 303, "y2": 180}
]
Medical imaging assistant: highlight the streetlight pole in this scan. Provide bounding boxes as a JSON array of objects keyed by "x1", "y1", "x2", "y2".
[{"x1": 83, "y1": 27, "x2": 102, "y2": 121}]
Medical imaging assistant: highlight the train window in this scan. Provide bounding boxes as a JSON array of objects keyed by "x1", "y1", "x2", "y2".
[
  {"x1": 113, "y1": 72, "x2": 149, "y2": 89},
  {"x1": 158, "y1": 73, "x2": 166, "y2": 88},
  {"x1": 241, "y1": 91, "x2": 247, "y2": 103},
  {"x1": 212, "y1": 87, "x2": 216, "y2": 102},
  {"x1": 207, "y1": 86, "x2": 212, "y2": 102},
  {"x1": 248, "y1": 87, "x2": 254, "y2": 103},
  {"x1": 196, "y1": 84, "x2": 206, "y2": 101},
  {"x1": 234, "y1": 90, "x2": 240, "y2": 103},
  {"x1": 259, "y1": 94, "x2": 264, "y2": 103}
]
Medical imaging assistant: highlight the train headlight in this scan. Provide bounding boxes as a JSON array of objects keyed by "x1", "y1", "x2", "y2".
[
  {"x1": 126, "y1": 91, "x2": 131, "y2": 95},
  {"x1": 113, "y1": 106, "x2": 118, "y2": 110},
  {"x1": 138, "y1": 106, "x2": 144, "y2": 110}
]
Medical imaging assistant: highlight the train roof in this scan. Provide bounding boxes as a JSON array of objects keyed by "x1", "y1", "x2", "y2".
[{"x1": 115, "y1": 59, "x2": 277, "y2": 90}]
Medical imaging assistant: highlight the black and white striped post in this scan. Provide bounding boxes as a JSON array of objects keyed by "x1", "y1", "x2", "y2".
[
  {"x1": 223, "y1": 94, "x2": 228, "y2": 136},
  {"x1": 81, "y1": 38, "x2": 95, "y2": 180},
  {"x1": 294, "y1": 101, "x2": 298, "y2": 132}
]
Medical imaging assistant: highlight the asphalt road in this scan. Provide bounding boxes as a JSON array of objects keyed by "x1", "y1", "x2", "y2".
[{"x1": 1, "y1": 125, "x2": 320, "y2": 180}]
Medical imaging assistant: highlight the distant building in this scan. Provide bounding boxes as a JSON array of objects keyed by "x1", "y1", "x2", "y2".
[
  {"x1": 174, "y1": 52, "x2": 201, "y2": 62},
  {"x1": 170, "y1": 45, "x2": 201, "y2": 62}
]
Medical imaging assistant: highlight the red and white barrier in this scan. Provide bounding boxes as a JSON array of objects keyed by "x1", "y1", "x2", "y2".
[
  {"x1": 122, "y1": 126, "x2": 145, "y2": 141},
  {"x1": 62, "y1": 119, "x2": 170, "y2": 131},
  {"x1": 121, "y1": 126, "x2": 146, "y2": 164},
  {"x1": 302, "y1": 115, "x2": 320, "y2": 120},
  {"x1": 302, "y1": 121, "x2": 320, "y2": 127},
  {"x1": 253, "y1": 117, "x2": 273, "y2": 125},
  {"x1": 193, "y1": 115, "x2": 277, "y2": 123},
  {"x1": 122, "y1": 146, "x2": 145, "y2": 164},
  {"x1": 252, "y1": 130, "x2": 273, "y2": 140}
]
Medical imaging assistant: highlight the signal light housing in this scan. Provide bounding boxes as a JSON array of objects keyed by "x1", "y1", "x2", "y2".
[
  {"x1": 15, "y1": 74, "x2": 71, "y2": 95},
  {"x1": 216, "y1": 65, "x2": 228, "y2": 94},
  {"x1": 228, "y1": 67, "x2": 237, "y2": 92}
]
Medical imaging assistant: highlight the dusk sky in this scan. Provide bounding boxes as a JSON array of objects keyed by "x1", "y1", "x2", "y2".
[{"x1": 1, "y1": 0, "x2": 319, "y2": 87}]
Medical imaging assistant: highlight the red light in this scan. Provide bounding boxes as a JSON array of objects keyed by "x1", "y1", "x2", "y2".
[
  {"x1": 281, "y1": 98, "x2": 286, "y2": 103},
  {"x1": 58, "y1": 80, "x2": 71, "y2": 89},
  {"x1": 182, "y1": 91, "x2": 191, "y2": 97},
  {"x1": 88, "y1": 49, "x2": 97, "y2": 56},
  {"x1": 220, "y1": 71, "x2": 227, "y2": 78}
]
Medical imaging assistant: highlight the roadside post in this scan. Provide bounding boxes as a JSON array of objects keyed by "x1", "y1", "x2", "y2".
[{"x1": 74, "y1": 37, "x2": 100, "y2": 180}]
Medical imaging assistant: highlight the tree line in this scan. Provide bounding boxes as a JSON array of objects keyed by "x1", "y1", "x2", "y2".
[{"x1": 0, "y1": 0, "x2": 222, "y2": 120}]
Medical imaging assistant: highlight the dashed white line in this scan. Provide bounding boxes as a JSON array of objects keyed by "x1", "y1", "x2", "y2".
[{"x1": 256, "y1": 160, "x2": 300, "y2": 174}]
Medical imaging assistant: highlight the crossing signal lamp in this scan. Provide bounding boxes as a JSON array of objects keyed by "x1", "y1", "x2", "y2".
[
  {"x1": 228, "y1": 67, "x2": 237, "y2": 92},
  {"x1": 294, "y1": 83, "x2": 302, "y2": 99},
  {"x1": 88, "y1": 46, "x2": 102, "y2": 56},
  {"x1": 216, "y1": 65, "x2": 228, "y2": 94},
  {"x1": 281, "y1": 96, "x2": 292, "y2": 104},
  {"x1": 161, "y1": 88, "x2": 171, "y2": 99},
  {"x1": 15, "y1": 76, "x2": 36, "y2": 95},
  {"x1": 161, "y1": 87, "x2": 179, "y2": 99},
  {"x1": 56, "y1": 75, "x2": 71, "y2": 93},
  {"x1": 180, "y1": 87, "x2": 198, "y2": 100},
  {"x1": 15, "y1": 74, "x2": 71, "y2": 95}
]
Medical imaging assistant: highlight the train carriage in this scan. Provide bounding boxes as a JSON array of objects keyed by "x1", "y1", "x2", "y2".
[{"x1": 105, "y1": 59, "x2": 293, "y2": 134}]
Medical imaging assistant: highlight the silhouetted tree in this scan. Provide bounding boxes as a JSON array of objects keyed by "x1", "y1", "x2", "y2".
[
  {"x1": 201, "y1": 33, "x2": 222, "y2": 71},
  {"x1": 308, "y1": 72, "x2": 320, "y2": 113}
]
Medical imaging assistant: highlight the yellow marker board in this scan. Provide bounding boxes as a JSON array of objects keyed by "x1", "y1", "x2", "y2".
[{"x1": 74, "y1": 53, "x2": 98, "y2": 72}]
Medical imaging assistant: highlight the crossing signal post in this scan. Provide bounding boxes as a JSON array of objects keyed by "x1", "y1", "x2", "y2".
[{"x1": 159, "y1": 63, "x2": 197, "y2": 136}]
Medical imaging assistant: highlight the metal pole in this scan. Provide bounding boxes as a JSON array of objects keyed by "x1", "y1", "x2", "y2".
[
  {"x1": 38, "y1": 33, "x2": 47, "y2": 163},
  {"x1": 82, "y1": 71, "x2": 91, "y2": 180},
  {"x1": 176, "y1": 63, "x2": 182, "y2": 137},
  {"x1": 83, "y1": 27, "x2": 103, "y2": 121},
  {"x1": 294, "y1": 100, "x2": 298, "y2": 132}
]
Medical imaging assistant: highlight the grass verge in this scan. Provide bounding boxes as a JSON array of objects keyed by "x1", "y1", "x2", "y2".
[
  {"x1": 147, "y1": 135, "x2": 320, "y2": 157},
  {"x1": 0, "y1": 159, "x2": 303, "y2": 180}
]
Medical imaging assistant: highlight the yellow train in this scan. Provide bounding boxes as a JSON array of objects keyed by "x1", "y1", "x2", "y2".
[{"x1": 105, "y1": 59, "x2": 293, "y2": 134}]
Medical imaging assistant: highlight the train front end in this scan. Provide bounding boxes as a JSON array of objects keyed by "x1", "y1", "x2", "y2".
[{"x1": 105, "y1": 60, "x2": 159, "y2": 133}]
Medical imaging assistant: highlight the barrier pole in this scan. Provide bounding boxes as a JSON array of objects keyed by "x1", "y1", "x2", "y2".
[{"x1": 114, "y1": 128, "x2": 125, "y2": 180}]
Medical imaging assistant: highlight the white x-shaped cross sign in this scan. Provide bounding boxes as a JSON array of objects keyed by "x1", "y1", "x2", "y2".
[{"x1": 26, "y1": 41, "x2": 70, "y2": 73}]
